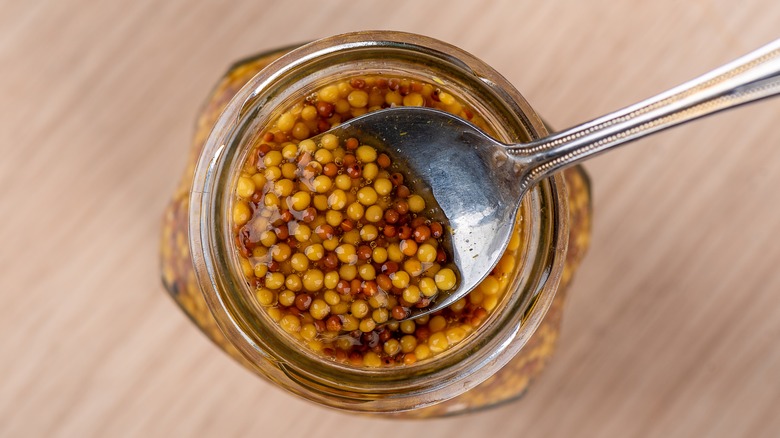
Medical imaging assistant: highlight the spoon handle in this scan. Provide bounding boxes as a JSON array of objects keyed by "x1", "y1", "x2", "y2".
[{"x1": 508, "y1": 39, "x2": 780, "y2": 190}]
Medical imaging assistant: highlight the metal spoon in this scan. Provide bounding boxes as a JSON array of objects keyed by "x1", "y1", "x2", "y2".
[{"x1": 327, "y1": 39, "x2": 780, "y2": 319}]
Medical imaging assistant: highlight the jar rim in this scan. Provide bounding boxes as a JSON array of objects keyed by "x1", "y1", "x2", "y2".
[{"x1": 189, "y1": 31, "x2": 569, "y2": 412}]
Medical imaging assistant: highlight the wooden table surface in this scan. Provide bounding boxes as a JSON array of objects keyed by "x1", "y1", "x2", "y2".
[{"x1": 3, "y1": 1, "x2": 780, "y2": 436}]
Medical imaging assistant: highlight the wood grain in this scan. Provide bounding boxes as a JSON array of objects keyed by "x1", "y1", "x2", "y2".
[{"x1": 2, "y1": 1, "x2": 779, "y2": 436}]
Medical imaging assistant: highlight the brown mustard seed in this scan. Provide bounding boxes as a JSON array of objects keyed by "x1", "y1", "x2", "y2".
[
  {"x1": 295, "y1": 294, "x2": 313, "y2": 311},
  {"x1": 430, "y1": 222, "x2": 443, "y2": 238},
  {"x1": 316, "y1": 101, "x2": 335, "y2": 118}
]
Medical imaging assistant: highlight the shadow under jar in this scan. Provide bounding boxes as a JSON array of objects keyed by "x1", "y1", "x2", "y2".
[{"x1": 160, "y1": 31, "x2": 592, "y2": 417}]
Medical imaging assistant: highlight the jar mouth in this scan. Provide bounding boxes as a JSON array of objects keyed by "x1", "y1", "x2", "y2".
[{"x1": 189, "y1": 31, "x2": 568, "y2": 412}]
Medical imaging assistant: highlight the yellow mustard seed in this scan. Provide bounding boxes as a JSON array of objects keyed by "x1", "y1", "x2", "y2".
[
  {"x1": 323, "y1": 236, "x2": 339, "y2": 251},
  {"x1": 265, "y1": 307, "x2": 282, "y2": 322},
  {"x1": 351, "y1": 300, "x2": 369, "y2": 318},
  {"x1": 281, "y1": 143, "x2": 298, "y2": 160},
  {"x1": 301, "y1": 105, "x2": 317, "y2": 121},
  {"x1": 256, "y1": 288, "x2": 276, "y2": 306},
  {"x1": 363, "y1": 351, "x2": 381, "y2": 367},
  {"x1": 508, "y1": 229, "x2": 522, "y2": 251},
  {"x1": 260, "y1": 230, "x2": 276, "y2": 248},
  {"x1": 363, "y1": 162, "x2": 378, "y2": 180},
  {"x1": 498, "y1": 254, "x2": 515, "y2": 275},
  {"x1": 364, "y1": 205, "x2": 383, "y2": 222},
  {"x1": 358, "y1": 264, "x2": 376, "y2": 281},
  {"x1": 309, "y1": 299, "x2": 330, "y2": 320},
  {"x1": 391, "y1": 271, "x2": 410, "y2": 289},
  {"x1": 252, "y1": 261, "x2": 267, "y2": 278},
  {"x1": 289, "y1": 191, "x2": 311, "y2": 211},
  {"x1": 236, "y1": 176, "x2": 256, "y2": 198},
  {"x1": 374, "y1": 178, "x2": 393, "y2": 196},
  {"x1": 302, "y1": 269, "x2": 324, "y2": 292},
  {"x1": 334, "y1": 99, "x2": 350, "y2": 114},
  {"x1": 383, "y1": 338, "x2": 401, "y2": 356},
  {"x1": 320, "y1": 133, "x2": 339, "y2": 150},
  {"x1": 438, "y1": 91, "x2": 455, "y2": 105},
  {"x1": 435, "y1": 268, "x2": 457, "y2": 291},
  {"x1": 312, "y1": 194, "x2": 329, "y2": 211},
  {"x1": 450, "y1": 297, "x2": 467, "y2": 313},
  {"x1": 304, "y1": 243, "x2": 324, "y2": 261},
  {"x1": 429, "y1": 315, "x2": 447, "y2": 333},
  {"x1": 372, "y1": 247, "x2": 388, "y2": 263},
  {"x1": 415, "y1": 315, "x2": 430, "y2": 325},
  {"x1": 356, "y1": 187, "x2": 377, "y2": 206},
  {"x1": 324, "y1": 210, "x2": 342, "y2": 227},
  {"x1": 327, "y1": 189, "x2": 347, "y2": 210},
  {"x1": 347, "y1": 90, "x2": 369, "y2": 108},
  {"x1": 324, "y1": 271, "x2": 340, "y2": 289},
  {"x1": 252, "y1": 246, "x2": 269, "y2": 258},
  {"x1": 359, "y1": 318, "x2": 377, "y2": 333},
  {"x1": 479, "y1": 276, "x2": 500, "y2": 295},
  {"x1": 360, "y1": 224, "x2": 378, "y2": 241},
  {"x1": 339, "y1": 264, "x2": 357, "y2": 281},
  {"x1": 271, "y1": 243, "x2": 291, "y2": 262},
  {"x1": 290, "y1": 253, "x2": 309, "y2": 272},
  {"x1": 285, "y1": 274, "x2": 302, "y2": 292},
  {"x1": 298, "y1": 139, "x2": 316, "y2": 154},
  {"x1": 276, "y1": 113, "x2": 296, "y2": 132},
  {"x1": 483, "y1": 295, "x2": 499, "y2": 312},
  {"x1": 273, "y1": 179, "x2": 294, "y2": 197},
  {"x1": 417, "y1": 244, "x2": 437, "y2": 263},
  {"x1": 402, "y1": 286, "x2": 421, "y2": 304},
  {"x1": 387, "y1": 244, "x2": 403, "y2": 263},
  {"x1": 342, "y1": 315, "x2": 359, "y2": 331},
  {"x1": 312, "y1": 175, "x2": 333, "y2": 193},
  {"x1": 263, "y1": 150, "x2": 283, "y2": 167},
  {"x1": 250, "y1": 173, "x2": 267, "y2": 189},
  {"x1": 428, "y1": 332, "x2": 449, "y2": 353},
  {"x1": 279, "y1": 314, "x2": 301, "y2": 333},
  {"x1": 385, "y1": 91, "x2": 402, "y2": 105},
  {"x1": 292, "y1": 122, "x2": 310, "y2": 140},
  {"x1": 233, "y1": 201, "x2": 251, "y2": 226},
  {"x1": 400, "y1": 320, "x2": 416, "y2": 334},
  {"x1": 265, "y1": 272, "x2": 285, "y2": 290},
  {"x1": 278, "y1": 290, "x2": 295, "y2": 307},
  {"x1": 400, "y1": 335, "x2": 417, "y2": 353},
  {"x1": 368, "y1": 293, "x2": 387, "y2": 308},
  {"x1": 238, "y1": 257, "x2": 254, "y2": 277},
  {"x1": 446, "y1": 326, "x2": 467, "y2": 344},
  {"x1": 414, "y1": 344, "x2": 431, "y2": 360},
  {"x1": 300, "y1": 323, "x2": 317, "y2": 340},
  {"x1": 403, "y1": 92, "x2": 424, "y2": 107},
  {"x1": 331, "y1": 302, "x2": 349, "y2": 315},
  {"x1": 264, "y1": 165, "x2": 281, "y2": 181},
  {"x1": 335, "y1": 174, "x2": 352, "y2": 190},
  {"x1": 403, "y1": 259, "x2": 423, "y2": 277},
  {"x1": 345, "y1": 202, "x2": 364, "y2": 221},
  {"x1": 292, "y1": 223, "x2": 311, "y2": 242},
  {"x1": 356, "y1": 145, "x2": 377, "y2": 163},
  {"x1": 469, "y1": 290, "x2": 484, "y2": 305},
  {"x1": 307, "y1": 340, "x2": 323, "y2": 352},
  {"x1": 263, "y1": 192, "x2": 280, "y2": 209},
  {"x1": 335, "y1": 244, "x2": 357, "y2": 264},
  {"x1": 323, "y1": 290, "x2": 341, "y2": 306},
  {"x1": 407, "y1": 194, "x2": 425, "y2": 212},
  {"x1": 314, "y1": 148, "x2": 333, "y2": 164},
  {"x1": 318, "y1": 85, "x2": 339, "y2": 103}
]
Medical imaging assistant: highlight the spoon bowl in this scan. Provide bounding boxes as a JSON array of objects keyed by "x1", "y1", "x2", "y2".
[{"x1": 327, "y1": 39, "x2": 780, "y2": 319}]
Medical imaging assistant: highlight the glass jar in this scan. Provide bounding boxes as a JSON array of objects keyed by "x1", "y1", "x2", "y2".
[{"x1": 160, "y1": 31, "x2": 591, "y2": 417}]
